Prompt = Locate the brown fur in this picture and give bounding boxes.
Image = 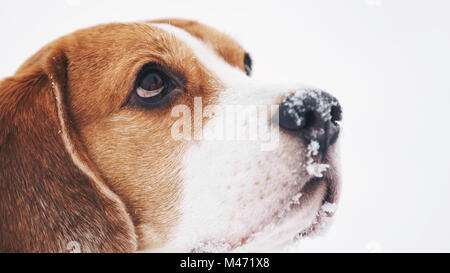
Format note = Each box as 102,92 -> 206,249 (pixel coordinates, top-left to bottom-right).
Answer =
0,20 -> 240,252
0,48 -> 136,252
150,19 -> 248,72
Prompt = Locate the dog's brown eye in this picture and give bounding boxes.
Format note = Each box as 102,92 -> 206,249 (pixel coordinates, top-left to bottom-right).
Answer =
137,71 -> 165,98
244,53 -> 252,76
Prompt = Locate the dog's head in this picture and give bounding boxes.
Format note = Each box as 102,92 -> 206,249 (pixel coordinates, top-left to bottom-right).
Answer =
0,19 -> 342,252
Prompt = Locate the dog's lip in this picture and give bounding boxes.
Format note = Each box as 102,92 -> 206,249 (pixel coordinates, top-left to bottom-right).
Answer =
254,167 -> 339,240
189,174 -> 338,252
297,175 -> 339,237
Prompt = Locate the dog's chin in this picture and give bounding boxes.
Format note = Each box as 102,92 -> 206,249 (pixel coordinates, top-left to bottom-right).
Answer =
190,174 -> 338,253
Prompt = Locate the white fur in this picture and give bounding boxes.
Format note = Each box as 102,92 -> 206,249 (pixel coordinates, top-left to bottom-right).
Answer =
148,24 -> 334,252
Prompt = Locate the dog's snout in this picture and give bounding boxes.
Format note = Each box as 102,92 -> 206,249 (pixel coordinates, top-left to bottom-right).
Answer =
279,90 -> 342,153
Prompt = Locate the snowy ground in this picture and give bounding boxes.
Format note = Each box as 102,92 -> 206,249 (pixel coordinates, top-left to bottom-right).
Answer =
1,0 -> 450,252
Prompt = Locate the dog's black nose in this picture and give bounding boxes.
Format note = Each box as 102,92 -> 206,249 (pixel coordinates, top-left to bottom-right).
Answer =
279,90 -> 342,153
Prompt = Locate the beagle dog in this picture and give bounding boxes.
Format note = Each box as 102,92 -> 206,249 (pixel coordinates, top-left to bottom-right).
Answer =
0,19 -> 342,253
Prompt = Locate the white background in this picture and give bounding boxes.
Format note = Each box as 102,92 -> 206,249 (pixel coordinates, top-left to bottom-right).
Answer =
1,0 -> 449,252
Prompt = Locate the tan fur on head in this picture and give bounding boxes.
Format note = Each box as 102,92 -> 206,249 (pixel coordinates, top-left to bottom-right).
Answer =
150,18 -> 247,72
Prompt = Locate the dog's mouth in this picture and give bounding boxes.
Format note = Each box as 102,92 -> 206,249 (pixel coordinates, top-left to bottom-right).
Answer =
295,176 -> 339,237
187,124 -> 341,253
235,175 -> 338,251
191,170 -> 339,253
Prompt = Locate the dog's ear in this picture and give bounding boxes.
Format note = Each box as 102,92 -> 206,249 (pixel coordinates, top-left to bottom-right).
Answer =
0,46 -> 137,252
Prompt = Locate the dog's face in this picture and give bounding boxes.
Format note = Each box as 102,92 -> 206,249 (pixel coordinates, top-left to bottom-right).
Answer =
0,19 -> 341,252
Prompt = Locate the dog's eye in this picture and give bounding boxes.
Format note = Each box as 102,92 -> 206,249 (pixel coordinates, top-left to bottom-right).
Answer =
136,70 -> 166,101
129,64 -> 183,108
244,53 -> 252,76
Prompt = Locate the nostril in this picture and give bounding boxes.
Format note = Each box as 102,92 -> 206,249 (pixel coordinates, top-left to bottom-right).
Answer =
330,104 -> 342,125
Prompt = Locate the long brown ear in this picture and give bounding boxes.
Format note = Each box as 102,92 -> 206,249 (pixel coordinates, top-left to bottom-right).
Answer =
0,48 -> 137,253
